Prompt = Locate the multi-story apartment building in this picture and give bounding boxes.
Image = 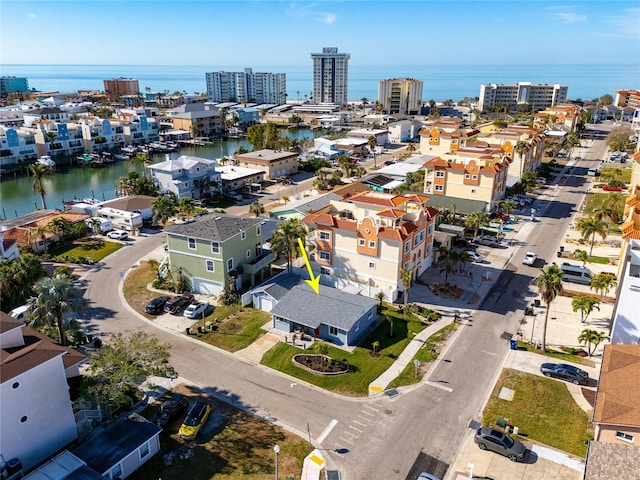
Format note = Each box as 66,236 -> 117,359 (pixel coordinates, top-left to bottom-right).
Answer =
165,214 -> 274,295
31,120 -> 86,158
0,126 -> 38,165
109,113 -> 159,146
478,82 -> 568,113
418,120 -> 480,156
103,78 -> 140,102
147,155 -> 221,200
378,78 -> 423,115
534,103 -> 582,131
79,116 -> 126,152
205,68 -> 286,104
477,125 -> 545,179
0,76 -> 29,97
1,313 -> 85,471
615,90 -> 640,109
301,192 -> 438,301
311,47 -> 350,106
234,149 -> 299,179
171,107 -> 223,139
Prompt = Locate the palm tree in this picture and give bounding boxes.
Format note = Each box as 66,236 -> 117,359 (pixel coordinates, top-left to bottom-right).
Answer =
576,216 -> 607,256
571,295 -> 600,323
88,217 -> 103,237
454,250 -> 471,274
535,264 -> 564,352
514,140 -> 531,177
27,276 -> 87,345
599,192 -> 625,234
573,249 -> 589,267
152,195 -> 177,227
401,266 -> 413,306
371,340 -> 380,356
249,200 -> 265,217
465,210 -> 490,238
375,290 -> 386,313
177,197 -> 196,221
578,329 -> 609,357
499,200 -> 518,218
450,203 -> 458,226
338,155 -> 354,179
519,171 -> 538,193
437,246 -> 456,286
590,273 -> 617,302
28,224 -> 51,254
367,135 -> 377,169
355,166 -> 367,178
130,153 -> 150,177
30,163 -> 50,210
270,218 -> 309,274
405,142 -> 416,154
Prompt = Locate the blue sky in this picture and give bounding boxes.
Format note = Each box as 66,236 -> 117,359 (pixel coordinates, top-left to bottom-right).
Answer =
1,0 -> 639,66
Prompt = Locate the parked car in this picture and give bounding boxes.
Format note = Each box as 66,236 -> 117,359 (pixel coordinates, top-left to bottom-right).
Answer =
157,393 -> 189,427
453,237 -> 470,248
107,230 -> 128,240
164,293 -> 194,314
536,177 -> 547,185
473,235 -> 500,247
184,301 -> 210,319
179,401 -> 211,440
466,250 -> 483,263
522,252 -> 537,266
540,363 -> 589,385
144,295 -> 171,315
602,185 -> 623,191
474,427 -> 527,462
418,474 -> 441,480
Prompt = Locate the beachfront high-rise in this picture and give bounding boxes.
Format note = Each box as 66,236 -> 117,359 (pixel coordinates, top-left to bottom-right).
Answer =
478,82 -> 568,113
378,78 -> 423,115
205,68 -> 286,104
311,47 -> 350,106
103,78 -> 140,102
0,76 -> 30,97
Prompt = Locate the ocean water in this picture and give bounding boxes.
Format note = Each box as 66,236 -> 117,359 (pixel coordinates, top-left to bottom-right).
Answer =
1,63 -> 637,102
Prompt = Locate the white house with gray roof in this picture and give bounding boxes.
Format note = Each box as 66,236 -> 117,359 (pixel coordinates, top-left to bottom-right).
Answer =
147,155 -> 221,200
252,274 -> 378,347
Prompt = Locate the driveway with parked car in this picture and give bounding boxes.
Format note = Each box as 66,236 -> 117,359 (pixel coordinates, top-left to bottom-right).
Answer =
164,293 -> 194,314
474,427 -> 528,462
540,363 -> 589,385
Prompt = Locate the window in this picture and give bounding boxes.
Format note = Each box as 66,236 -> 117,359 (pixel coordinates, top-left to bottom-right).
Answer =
464,174 -> 470,179
139,441 -> 150,459
472,175 -> 477,180
240,230 -> 246,240
206,260 -> 214,272
188,238 -> 196,250
227,258 -> 234,272
256,225 -> 261,235
256,243 -> 261,256
320,266 -> 331,275
319,251 -> 331,261
368,240 -> 376,249
435,185 -> 443,192
616,431 -> 634,443
246,249 -> 251,258
20,416 -> 27,423
329,326 -> 338,335
211,241 -> 220,253
12,382 -> 19,389
471,189 -> 476,194
359,239 -> 366,247
436,171 -> 445,178
428,225 -> 433,235
405,242 -> 411,253
369,262 -> 376,269
110,464 -> 123,480
319,231 -> 331,241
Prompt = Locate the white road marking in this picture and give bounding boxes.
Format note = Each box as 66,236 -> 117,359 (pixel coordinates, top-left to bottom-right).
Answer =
483,351 -> 497,356
356,414 -> 371,421
363,405 -> 380,413
348,424 -> 363,433
339,436 -> 354,445
360,409 -> 376,417
425,381 -> 453,393
316,419 -> 338,444
353,419 -> 367,427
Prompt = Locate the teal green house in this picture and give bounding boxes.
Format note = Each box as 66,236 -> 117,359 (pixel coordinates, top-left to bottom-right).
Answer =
165,214 -> 274,296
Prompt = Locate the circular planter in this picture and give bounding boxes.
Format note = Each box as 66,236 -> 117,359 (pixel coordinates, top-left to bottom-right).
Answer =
293,354 -> 349,376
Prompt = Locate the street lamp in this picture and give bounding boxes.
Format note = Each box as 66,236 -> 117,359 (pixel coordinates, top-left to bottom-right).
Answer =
273,444 -> 280,480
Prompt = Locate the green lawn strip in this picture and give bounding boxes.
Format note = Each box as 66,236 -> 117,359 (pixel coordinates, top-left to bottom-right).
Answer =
482,369 -> 590,457
196,309 -> 271,352
261,318 -> 427,396
516,341 -> 596,367
600,166 -> 631,184
49,238 -> 122,262
388,323 -> 458,389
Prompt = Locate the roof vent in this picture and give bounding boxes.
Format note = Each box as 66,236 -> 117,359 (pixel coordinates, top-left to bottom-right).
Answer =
215,216 -> 221,220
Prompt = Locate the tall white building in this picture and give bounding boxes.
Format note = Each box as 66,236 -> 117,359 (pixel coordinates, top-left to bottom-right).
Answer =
478,82 -> 568,112
378,78 -> 423,115
311,47 -> 350,106
205,68 -> 286,104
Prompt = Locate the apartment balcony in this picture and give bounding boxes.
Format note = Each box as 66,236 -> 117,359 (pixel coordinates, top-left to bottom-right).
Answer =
241,250 -> 275,275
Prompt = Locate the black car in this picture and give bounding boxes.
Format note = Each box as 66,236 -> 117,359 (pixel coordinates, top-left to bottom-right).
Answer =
144,296 -> 170,315
157,393 -> 189,427
164,293 -> 194,314
474,427 -> 527,462
540,363 -> 589,385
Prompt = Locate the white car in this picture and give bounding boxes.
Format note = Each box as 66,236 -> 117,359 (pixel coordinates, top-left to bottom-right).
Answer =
184,301 -> 209,319
107,230 -> 128,240
523,252 -> 537,266
466,250 -> 483,263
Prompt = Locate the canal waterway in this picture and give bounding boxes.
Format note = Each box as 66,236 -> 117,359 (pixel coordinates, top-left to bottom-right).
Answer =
0,128 -> 323,219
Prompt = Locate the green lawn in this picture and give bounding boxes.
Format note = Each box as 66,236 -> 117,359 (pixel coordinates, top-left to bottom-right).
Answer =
261,317 -> 428,396
388,323 -> 458,389
49,237 -> 122,263
516,341 -> 596,367
482,369 -> 591,457
196,308 -> 272,352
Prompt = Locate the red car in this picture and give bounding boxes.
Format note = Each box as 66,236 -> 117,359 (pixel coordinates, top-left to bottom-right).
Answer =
602,185 -> 622,192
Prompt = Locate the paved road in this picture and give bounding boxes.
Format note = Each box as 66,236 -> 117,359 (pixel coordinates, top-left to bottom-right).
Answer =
78,125 -> 610,480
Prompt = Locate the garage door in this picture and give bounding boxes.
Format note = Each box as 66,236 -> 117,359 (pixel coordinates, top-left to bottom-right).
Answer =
193,278 -> 223,296
258,296 -> 273,312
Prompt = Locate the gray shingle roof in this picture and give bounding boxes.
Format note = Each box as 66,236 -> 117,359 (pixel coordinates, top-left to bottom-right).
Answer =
252,273 -> 305,300
165,214 -> 261,242
270,284 -> 377,331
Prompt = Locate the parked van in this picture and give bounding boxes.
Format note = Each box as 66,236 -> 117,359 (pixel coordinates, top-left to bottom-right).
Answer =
8,304 -> 30,320
560,262 -> 593,285
85,218 -> 113,234
587,168 -> 598,177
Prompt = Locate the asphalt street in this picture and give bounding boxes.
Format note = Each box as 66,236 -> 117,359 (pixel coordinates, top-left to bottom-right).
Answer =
78,124 -> 611,480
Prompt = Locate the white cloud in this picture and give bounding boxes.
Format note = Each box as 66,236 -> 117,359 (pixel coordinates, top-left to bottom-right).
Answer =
321,12 -> 336,25
28,12 -> 37,19
603,8 -> 640,39
286,1 -> 337,25
547,5 -> 587,23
